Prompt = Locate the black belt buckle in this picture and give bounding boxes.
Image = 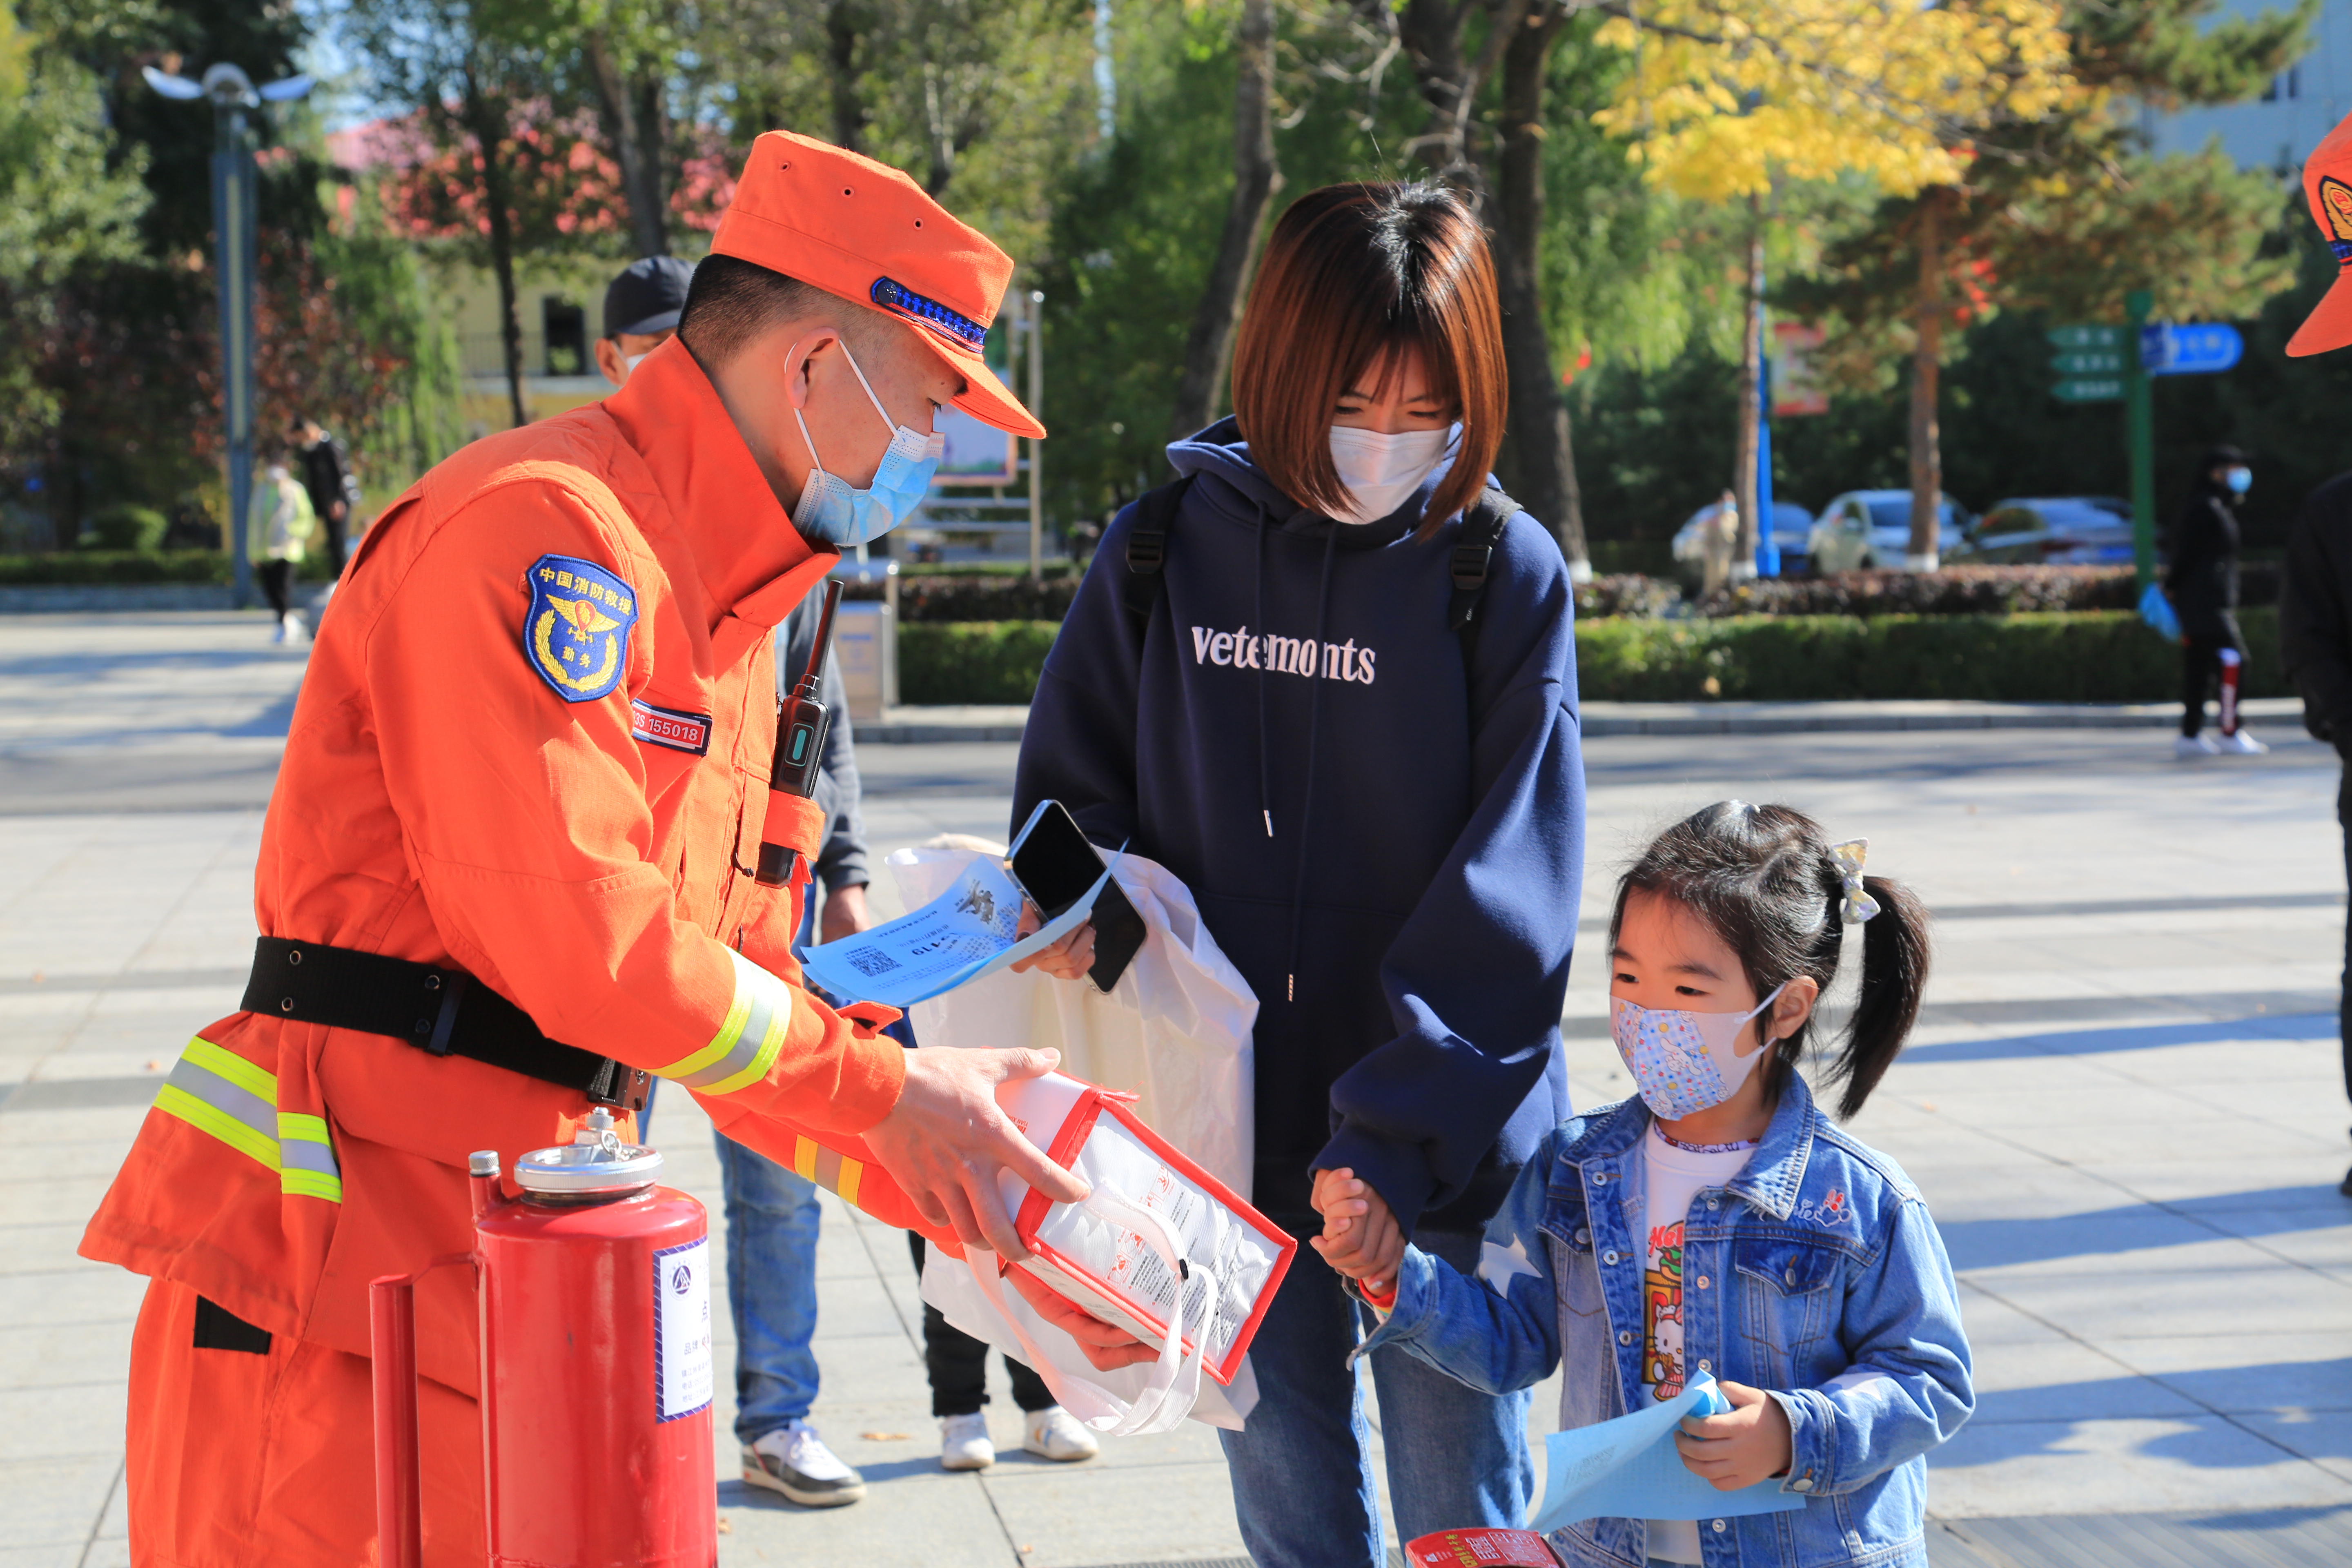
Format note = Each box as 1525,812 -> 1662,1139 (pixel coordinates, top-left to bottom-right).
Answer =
588,1060 -> 653,1114
421,969 -> 467,1057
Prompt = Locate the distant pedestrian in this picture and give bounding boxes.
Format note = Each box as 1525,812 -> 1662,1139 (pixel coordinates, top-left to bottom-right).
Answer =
1701,489 -> 1739,598
247,453 -> 314,645
2276,105 -> 2352,1197
2169,445 -> 2265,756
595,255 -> 695,388
290,419 -> 357,578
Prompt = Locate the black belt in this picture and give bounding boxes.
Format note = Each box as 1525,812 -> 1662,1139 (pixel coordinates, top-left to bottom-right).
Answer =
241,937 -> 650,1111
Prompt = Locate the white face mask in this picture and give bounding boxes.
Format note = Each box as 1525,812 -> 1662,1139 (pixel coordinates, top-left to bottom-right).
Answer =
624,352 -> 649,377
1326,425 -> 1452,526
1610,985 -> 1786,1120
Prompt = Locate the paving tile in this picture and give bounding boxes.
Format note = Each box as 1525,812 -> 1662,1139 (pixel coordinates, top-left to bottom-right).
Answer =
1962,1265 -> 2352,1341
985,1456 -> 1247,1568
0,1453 -> 122,1548
0,1266 -> 148,1328
0,1545 -> 89,1568
0,1383 -> 128,1462
0,1321 -> 138,1391
716,1468 -> 1013,1568
1963,1341 -> 2202,1424
2094,1333 -> 2352,1415
0,1223 -> 105,1276
2070,1158 -> 2352,1207
1926,1415 -> 2352,1517
2233,1411 -> 2352,1483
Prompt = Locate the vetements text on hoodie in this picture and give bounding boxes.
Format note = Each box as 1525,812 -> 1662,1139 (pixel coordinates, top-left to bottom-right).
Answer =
1189,623 -> 1379,684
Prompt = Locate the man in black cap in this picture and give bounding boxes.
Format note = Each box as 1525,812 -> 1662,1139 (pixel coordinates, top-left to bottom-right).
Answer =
594,254 -> 695,387
2168,444 -> 2265,756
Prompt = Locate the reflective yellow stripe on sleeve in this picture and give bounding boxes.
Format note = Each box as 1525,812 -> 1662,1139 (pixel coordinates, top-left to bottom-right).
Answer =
791,1134 -> 864,1208
655,951 -> 792,1097
149,1036 -> 342,1203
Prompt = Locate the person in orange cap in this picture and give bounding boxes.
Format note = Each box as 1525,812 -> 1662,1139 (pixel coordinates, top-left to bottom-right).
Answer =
80,131 -> 1098,1567
2282,108 -> 2352,1198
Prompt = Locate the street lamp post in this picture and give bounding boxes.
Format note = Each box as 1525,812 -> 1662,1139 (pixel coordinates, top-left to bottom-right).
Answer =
143,62 -> 311,610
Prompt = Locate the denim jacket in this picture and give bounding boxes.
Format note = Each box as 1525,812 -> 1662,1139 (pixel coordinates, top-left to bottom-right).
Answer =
1359,1076 -> 1973,1568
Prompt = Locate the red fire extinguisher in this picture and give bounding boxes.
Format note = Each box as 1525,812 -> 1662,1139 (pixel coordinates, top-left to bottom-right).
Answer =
372,1110 -> 717,1568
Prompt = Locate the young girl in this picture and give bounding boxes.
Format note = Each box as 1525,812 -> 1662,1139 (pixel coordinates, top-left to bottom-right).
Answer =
1315,802 -> 1973,1568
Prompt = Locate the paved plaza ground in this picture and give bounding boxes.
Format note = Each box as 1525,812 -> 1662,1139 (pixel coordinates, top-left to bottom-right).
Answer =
2,612 -> 2349,1567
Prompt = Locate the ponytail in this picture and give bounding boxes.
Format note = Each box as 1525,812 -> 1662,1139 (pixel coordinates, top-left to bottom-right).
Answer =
1830,874 -> 1931,1119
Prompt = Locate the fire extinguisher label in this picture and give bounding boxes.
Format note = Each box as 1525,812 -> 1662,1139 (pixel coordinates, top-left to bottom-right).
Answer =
653,1236 -> 715,1422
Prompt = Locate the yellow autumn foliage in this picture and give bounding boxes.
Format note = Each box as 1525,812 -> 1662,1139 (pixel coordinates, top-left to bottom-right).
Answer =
1595,0 -> 2078,200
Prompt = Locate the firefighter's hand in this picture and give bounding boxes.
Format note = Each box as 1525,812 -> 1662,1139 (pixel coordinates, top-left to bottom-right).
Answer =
864,1045 -> 1089,1261
1007,1266 -> 1159,1370
1675,1380 -> 1793,1490
1009,898 -> 1095,981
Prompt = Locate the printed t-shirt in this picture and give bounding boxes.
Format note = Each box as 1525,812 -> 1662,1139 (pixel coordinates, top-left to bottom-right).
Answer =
1637,1123 -> 1754,1565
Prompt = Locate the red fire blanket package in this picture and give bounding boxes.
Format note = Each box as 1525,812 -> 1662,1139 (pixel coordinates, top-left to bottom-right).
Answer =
995,1071 -> 1294,1389
1403,1530 -> 1566,1568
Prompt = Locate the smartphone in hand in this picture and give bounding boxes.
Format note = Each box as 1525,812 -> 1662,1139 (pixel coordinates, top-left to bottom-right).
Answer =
1009,801 -> 1145,993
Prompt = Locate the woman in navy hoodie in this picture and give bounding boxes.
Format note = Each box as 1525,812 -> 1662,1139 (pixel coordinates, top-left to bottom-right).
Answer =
1011,183 -> 1584,1566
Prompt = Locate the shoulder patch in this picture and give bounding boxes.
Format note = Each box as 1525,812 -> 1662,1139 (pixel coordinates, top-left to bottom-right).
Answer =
524,553 -> 639,703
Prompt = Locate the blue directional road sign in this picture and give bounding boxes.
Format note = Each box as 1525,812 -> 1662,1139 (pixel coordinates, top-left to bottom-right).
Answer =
2139,322 -> 2243,376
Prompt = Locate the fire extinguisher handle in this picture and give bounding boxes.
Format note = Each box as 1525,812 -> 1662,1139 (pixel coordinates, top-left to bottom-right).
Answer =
370,1253 -> 480,1568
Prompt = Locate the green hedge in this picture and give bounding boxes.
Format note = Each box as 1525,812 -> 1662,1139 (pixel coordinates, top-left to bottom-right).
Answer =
900,621 -> 1062,704
0,551 -> 331,586
898,610 -> 2286,706
1575,608 -> 2284,702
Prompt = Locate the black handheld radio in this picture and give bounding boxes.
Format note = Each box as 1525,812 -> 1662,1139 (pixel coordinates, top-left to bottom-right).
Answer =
755,579 -> 844,887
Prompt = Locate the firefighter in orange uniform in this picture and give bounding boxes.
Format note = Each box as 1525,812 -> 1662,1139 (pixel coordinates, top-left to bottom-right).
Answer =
80,132 -> 1096,1566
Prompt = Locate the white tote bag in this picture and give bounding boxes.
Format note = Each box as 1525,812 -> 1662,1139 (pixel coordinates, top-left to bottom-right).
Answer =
887,840 -> 1259,1198
893,838 -> 1267,1429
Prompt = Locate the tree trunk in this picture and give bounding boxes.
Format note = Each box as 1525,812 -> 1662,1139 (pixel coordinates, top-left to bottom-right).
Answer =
1165,0 -> 1278,443
582,33 -> 668,258
826,2 -> 870,155
1732,194 -> 1764,580
1487,0 -> 1588,577
1907,186 -> 1945,570
461,72 -> 528,428
1395,0 -> 1527,191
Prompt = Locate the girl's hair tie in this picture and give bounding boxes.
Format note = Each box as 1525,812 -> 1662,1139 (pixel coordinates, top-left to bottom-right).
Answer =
1829,839 -> 1880,925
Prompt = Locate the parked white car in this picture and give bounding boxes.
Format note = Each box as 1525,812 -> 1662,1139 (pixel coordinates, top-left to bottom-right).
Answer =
1807,490 -> 1975,572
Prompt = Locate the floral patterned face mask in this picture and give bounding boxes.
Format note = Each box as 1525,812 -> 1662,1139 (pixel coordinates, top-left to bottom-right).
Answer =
1610,984 -> 1785,1120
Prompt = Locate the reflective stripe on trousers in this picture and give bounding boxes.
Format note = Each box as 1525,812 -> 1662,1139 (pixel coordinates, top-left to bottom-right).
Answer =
153,1036 -> 344,1203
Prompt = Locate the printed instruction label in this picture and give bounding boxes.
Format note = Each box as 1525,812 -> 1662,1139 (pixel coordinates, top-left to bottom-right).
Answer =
654,1236 -> 713,1422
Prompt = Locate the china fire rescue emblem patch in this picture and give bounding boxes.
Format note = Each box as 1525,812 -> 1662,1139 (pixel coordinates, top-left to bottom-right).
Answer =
524,553 -> 639,702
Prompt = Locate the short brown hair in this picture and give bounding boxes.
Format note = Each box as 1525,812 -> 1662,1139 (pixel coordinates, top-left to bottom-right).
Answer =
1229,183 -> 1506,534
678,254 -> 890,368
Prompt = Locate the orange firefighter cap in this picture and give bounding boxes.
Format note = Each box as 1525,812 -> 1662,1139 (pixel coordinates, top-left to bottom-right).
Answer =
709,130 -> 1044,438
2290,110 -> 2352,356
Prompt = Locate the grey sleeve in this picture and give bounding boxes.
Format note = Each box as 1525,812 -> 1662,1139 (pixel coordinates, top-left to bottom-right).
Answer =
813,652 -> 869,891
777,597 -> 869,892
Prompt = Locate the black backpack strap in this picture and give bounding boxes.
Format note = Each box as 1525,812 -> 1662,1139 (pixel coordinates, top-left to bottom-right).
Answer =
1117,474 -> 1192,636
1448,486 -> 1519,634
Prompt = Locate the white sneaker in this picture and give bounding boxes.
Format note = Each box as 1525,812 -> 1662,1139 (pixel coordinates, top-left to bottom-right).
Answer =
742,1418 -> 864,1507
1022,1405 -> 1099,1463
281,611 -> 308,646
271,618 -> 287,644
939,1411 -> 995,1470
2214,728 -> 2269,755
2175,733 -> 2218,757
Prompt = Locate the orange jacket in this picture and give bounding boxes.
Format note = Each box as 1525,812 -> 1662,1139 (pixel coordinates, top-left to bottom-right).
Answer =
82,338 -> 911,1397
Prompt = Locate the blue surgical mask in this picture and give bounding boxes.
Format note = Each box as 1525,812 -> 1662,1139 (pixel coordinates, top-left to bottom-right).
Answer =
791,341 -> 946,547
2226,466 -> 2252,495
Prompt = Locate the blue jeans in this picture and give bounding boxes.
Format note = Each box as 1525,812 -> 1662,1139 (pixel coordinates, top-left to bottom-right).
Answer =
1218,1223 -> 1533,1568
714,1132 -> 822,1444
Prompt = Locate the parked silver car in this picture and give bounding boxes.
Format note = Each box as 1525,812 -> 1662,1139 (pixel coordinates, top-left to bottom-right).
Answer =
1670,500 -> 1815,585
1807,490 -> 1974,572
1969,497 -> 2134,566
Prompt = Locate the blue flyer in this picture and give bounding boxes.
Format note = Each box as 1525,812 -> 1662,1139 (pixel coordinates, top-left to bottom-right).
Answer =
799,813 -> 1123,1009
1526,1371 -> 1808,1533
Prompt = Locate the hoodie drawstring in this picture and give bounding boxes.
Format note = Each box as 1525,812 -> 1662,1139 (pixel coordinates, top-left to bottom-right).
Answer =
1281,526 -> 1341,1005
1253,506 -> 1274,842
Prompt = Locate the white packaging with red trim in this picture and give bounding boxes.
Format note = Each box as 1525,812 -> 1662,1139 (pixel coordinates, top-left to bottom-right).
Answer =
925,1070 -> 1296,1435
